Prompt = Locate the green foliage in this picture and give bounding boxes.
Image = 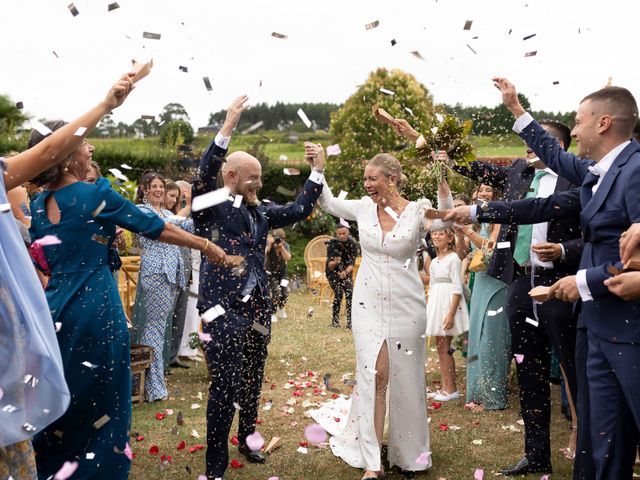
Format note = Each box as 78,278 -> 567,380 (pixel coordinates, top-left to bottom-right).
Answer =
160,120 -> 194,147
160,103 -> 190,124
327,68 -> 435,200
0,95 -> 29,136
209,102 -> 340,131
90,137 -> 179,175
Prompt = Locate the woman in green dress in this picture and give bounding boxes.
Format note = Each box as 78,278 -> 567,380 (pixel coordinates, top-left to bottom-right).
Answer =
29,122 -> 226,478
462,184 -> 511,411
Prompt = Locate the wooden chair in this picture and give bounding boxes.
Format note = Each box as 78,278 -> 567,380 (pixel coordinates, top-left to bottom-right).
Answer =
118,256 -> 141,320
303,235 -> 332,304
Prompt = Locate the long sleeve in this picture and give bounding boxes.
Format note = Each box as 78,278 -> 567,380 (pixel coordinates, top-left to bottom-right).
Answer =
191,137 -> 228,204
477,188 -> 581,225
317,178 -> 365,221
94,178 -> 165,239
264,175 -> 323,230
517,116 -> 594,186
453,160 -> 510,190
560,237 -> 584,268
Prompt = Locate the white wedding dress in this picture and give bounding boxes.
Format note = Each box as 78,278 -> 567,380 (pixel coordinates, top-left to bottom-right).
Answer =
310,179 -> 451,472
179,249 -> 202,358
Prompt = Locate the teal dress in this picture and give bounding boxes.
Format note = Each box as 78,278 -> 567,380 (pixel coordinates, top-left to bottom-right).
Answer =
30,178 -> 164,479
465,223 -> 511,410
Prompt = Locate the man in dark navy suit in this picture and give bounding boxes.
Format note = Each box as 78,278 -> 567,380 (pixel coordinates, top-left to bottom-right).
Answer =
191,96 -> 325,480
447,78 -> 640,480
395,118 -> 583,476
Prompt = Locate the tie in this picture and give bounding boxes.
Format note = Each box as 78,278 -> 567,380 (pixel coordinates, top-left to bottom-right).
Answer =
513,170 -> 548,266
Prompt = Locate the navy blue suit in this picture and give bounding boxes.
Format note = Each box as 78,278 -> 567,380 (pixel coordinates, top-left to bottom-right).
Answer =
456,159 -> 583,470
192,140 -> 323,478
479,119 -> 640,479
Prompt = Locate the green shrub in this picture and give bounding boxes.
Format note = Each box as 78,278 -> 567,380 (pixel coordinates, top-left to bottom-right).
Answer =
160,120 -> 194,146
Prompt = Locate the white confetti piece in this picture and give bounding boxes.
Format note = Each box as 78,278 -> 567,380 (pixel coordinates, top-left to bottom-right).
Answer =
86,452 -> 95,460
32,121 -> 53,136
280,278 -> 290,288
496,241 -> 511,249
55,322 -> 62,332
201,304 -> 226,323
326,144 -> 341,156
232,195 -> 243,208
192,187 -> 231,212
297,108 -> 312,129
34,235 -> 62,246
365,20 -> 379,30
108,168 -> 128,182
192,429 -> 200,438
120,163 -> 132,170
242,294 -> 251,303
339,218 -> 350,228
403,258 -> 411,270
384,206 -> 400,222
472,439 -> 483,445
191,403 -> 201,409
379,87 -> 395,95
0,203 -> 11,213
430,127 -> 439,135
241,120 -> 264,134
283,168 -> 300,176
74,127 -> 87,136
296,446 -> 309,454
404,106 -> 414,116
525,317 -> 539,327
2,404 -> 17,413
81,361 -> 97,369
93,414 -> 110,429
92,200 -> 106,217
435,113 -> 444,123
54,461 -> 78,480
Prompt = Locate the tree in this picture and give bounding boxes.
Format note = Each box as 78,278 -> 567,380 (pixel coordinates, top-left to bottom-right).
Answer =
159,103 -> 190,124
132,118 -> 160,137
160,120 -> 194,147
327,68 -> 435,199
0,94 -> 28,135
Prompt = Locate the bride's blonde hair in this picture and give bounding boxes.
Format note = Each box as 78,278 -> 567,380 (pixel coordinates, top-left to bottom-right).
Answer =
368,153 -> 408,191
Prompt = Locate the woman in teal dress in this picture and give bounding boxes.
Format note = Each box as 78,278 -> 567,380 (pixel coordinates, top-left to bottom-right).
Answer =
27,125 -> 226,479
462,184 -> 511,411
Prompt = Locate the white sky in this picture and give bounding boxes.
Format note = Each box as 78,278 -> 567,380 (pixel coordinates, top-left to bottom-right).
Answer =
2,0 -> 639,128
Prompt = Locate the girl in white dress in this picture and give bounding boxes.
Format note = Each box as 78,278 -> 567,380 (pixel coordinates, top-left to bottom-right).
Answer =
307,145 -> 452,479
425,228 -> 470,402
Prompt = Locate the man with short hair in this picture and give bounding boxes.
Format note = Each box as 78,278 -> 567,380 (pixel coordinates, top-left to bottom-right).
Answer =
192,96 -> 325,480
448,78 -> 640,479
325,223 -> 358,328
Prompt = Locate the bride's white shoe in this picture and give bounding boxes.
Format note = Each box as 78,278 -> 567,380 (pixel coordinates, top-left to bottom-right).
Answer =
433,390 -> 460,402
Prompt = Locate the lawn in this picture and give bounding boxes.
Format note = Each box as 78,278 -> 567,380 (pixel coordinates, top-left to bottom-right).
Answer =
128,289 -> 581,480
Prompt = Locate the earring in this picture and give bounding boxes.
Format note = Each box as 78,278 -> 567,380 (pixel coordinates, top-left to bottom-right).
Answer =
143,192 -> 148,204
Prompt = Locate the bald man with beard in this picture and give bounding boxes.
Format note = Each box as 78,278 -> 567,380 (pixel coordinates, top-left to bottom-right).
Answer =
191,96 -> 325,480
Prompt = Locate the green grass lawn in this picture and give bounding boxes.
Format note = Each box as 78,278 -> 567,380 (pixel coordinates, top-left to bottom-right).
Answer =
128,290 -> 586,480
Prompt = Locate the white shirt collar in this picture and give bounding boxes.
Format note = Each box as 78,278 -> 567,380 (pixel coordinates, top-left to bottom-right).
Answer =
598,140 -> 631,175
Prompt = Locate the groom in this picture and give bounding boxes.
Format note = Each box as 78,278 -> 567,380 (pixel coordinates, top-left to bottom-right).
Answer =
192,96 -> 325,480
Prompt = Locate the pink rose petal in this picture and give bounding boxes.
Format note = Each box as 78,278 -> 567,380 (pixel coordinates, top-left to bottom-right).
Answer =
198,331 -> 212,342
54,461 -> 79,480
34,235 -> 62,246
474,468 -> 484,480
124,442 -> 133,460
245,431 -> 264,451
304,423 -> 327,444
540,476 -> 550,480
415,451 -> 431,465
514,353 -> 524,364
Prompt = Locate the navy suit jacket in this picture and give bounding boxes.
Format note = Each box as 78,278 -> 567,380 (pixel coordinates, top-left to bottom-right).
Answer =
478,119 -> 640,342
454,160 -> 583,284
192,140 -> 323,316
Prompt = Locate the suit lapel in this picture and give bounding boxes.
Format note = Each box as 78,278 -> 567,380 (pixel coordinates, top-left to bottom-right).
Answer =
580,142 -> 638,226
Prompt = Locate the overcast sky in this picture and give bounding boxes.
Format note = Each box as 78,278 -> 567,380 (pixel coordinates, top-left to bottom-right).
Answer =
2,0 -> 638,129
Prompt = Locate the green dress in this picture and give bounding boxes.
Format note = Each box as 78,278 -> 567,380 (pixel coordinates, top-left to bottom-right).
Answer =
465,223 -> 511,410
30,178 -> 164,479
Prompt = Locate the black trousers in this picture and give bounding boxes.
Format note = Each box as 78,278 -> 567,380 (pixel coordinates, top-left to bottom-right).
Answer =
267,271 -> 288,312
328,275 -> 353,326
203,295 -> 270,478
169,286 -> 189,363
506,271 -> 577,467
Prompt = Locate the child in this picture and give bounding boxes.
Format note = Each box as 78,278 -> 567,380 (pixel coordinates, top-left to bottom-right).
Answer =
425,227 -> 470,401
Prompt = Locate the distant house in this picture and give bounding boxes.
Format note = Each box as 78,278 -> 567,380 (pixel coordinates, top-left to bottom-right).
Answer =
197,125 -> 218,136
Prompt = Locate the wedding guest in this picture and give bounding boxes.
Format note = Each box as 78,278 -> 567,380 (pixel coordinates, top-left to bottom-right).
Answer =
265,228 -> 291,321
325,223 -> 358,328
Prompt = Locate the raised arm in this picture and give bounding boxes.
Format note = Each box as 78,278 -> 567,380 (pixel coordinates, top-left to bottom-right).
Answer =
192,95 -> 248,198
493,77 -> 594,185
4,73 -> 135,191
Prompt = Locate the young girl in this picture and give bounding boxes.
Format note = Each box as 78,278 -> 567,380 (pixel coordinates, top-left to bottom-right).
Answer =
425,227 -> 470,402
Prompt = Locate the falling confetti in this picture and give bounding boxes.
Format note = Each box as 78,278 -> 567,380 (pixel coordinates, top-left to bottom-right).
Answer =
203,76 -> 213,91
365,20 -> 380,30
463,20 -> 473,30
142,32 -> 162,40
245,431 -> 264,450
67,3 -> 79,17
297,108 -> 312,128
271,32 -> 288,39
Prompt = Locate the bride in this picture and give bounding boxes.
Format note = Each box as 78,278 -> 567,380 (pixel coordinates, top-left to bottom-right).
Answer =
307,144 -> 452,478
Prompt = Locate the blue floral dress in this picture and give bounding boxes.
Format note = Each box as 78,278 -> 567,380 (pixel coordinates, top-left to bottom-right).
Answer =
132,205 -> 192,401
30,178 -> 164,479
